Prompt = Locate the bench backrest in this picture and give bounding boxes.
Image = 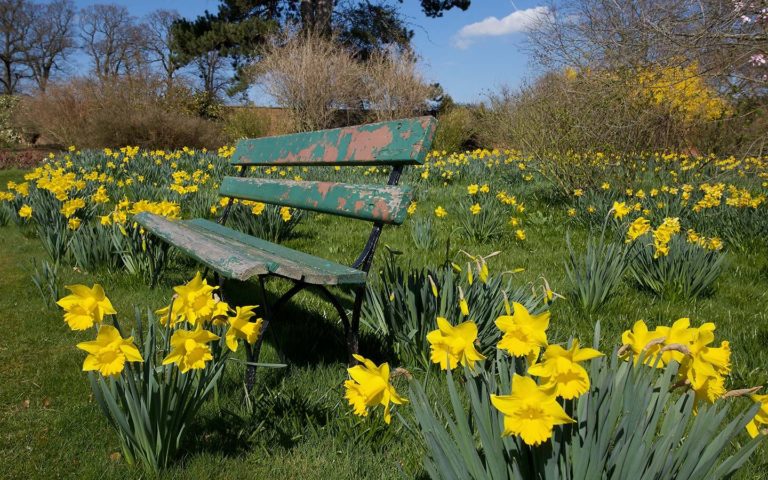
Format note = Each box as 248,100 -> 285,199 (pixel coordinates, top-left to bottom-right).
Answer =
219,117 -> 436,225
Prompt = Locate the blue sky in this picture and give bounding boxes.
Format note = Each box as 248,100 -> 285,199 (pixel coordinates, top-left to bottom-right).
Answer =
71,0 -> 544,104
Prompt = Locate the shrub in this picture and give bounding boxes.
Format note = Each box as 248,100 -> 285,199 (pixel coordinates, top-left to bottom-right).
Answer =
363,49 -> 435,122
432,106 -> 477,153
0,95 -> 21,147
13,76 -> 223,149
221,107 -> 272,141
252,32 -> 365,132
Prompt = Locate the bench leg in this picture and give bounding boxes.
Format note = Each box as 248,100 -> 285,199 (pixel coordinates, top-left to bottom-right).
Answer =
347,286 -> 365,365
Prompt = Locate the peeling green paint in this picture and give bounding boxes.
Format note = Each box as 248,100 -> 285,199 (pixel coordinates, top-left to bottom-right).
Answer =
231,116 -> 437,166
219,178 -> 413,225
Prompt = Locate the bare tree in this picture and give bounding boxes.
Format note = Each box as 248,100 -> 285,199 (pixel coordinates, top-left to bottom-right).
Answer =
253,32 -> 364,131
79,4 -> 147,79
364,49 -> 434,121
25,0 -> 76,91
0,0 -> 33,94
144,9 -> 181,85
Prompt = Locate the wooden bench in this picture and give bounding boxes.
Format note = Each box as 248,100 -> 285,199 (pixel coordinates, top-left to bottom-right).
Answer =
135,117 -> 437,387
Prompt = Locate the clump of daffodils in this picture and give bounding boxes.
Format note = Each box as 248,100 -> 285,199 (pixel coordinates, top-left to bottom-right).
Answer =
59,272 -> 264,378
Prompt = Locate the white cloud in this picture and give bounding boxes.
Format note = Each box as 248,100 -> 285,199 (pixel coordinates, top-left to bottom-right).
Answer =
454,6 -> 550,49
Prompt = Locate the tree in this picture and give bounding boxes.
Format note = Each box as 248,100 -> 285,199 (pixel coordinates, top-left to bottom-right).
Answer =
172,0 -> 472,97
144,9 -> 182,85
0,0 -> 34,95
79,4 -> 147,79
527,0 -> 767,94
25,0 -> 75,91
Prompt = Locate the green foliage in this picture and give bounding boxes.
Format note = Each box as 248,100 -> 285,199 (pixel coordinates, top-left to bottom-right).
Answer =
228,203 -> 305,244
89,308 -> 228,473
0,201 -> 11,226
458,195 -> 507,243
111,223 -> 171,287
432,107 -> 477,153
362,250 -> 538,368
409,344 -> 763,479
222,108 -> 271,141
0,95 -> 20,147
629,235 -> 726,299
30,259 -> 61,308
565,231 -> 629,312
410,216 -> 437,250
70,223 -> 122,272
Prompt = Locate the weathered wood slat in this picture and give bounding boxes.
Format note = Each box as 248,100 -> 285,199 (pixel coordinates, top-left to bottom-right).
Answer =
134,212 -> 367,284
187,219 -> 366,285
134,212 -> 272,280
231,116 -> 436,166
219,177 -> 412,225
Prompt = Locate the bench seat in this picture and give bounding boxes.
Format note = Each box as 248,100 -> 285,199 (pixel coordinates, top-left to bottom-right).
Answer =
134,212 -> 367,285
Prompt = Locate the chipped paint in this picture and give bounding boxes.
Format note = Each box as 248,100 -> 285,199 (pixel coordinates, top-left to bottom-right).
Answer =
231,116 -> 437,166
219,177 -> 412,225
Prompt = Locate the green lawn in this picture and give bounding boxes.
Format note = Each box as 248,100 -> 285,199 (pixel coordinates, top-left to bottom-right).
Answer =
1,165 -> 768,479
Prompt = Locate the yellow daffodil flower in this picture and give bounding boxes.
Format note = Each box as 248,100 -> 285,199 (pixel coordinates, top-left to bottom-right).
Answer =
76,325 -> 143,377
57,284 -> 117,330
343,354 -> 407,424
426,317 -> 486,370
527,340 -> 603,399
162,325 -> 220,373
746,394 -> 768,438
225,306 -> 263,352
491,374 -> 574,446
496,302 -> 549,359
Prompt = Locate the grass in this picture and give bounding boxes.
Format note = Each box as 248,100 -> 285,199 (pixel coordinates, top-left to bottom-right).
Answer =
1,166 -> 768,479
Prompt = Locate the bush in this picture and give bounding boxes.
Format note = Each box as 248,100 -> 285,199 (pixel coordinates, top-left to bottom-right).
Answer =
0,95 -> 21,147
13,76 -> 223,149
432,106 -> 477,153
221,107 -> 272,141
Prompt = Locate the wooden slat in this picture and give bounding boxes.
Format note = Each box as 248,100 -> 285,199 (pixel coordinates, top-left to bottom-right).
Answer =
231,116 -> 437,166
219,177 -> 412,225
134,212 -> 271,281
187,219 -> 366,285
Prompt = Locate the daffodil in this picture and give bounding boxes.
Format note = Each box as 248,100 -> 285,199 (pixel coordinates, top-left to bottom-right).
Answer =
157,272 -> 218,326
746,394 -> 768,438
527,340 -> 603,399
426,317 -> 485,370
343,354 -> 407,424
18,204 -> 32,219
612,201 -> 631,220
162,326 -> 220,373
434,206 -> 447,218
626,217 -> 651,242
77,325 -> 143,377
225,306 -> 263,352
496,302 -> 549,358
620,320 -> 667,366
491,374 -> 574,446
57,284 -> 117,330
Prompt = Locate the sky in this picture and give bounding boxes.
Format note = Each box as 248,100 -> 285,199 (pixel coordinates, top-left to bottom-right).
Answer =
71,0 -> 546,104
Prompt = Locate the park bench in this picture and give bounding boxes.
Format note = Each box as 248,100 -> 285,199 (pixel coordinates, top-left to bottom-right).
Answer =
134,116 -> 437,388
